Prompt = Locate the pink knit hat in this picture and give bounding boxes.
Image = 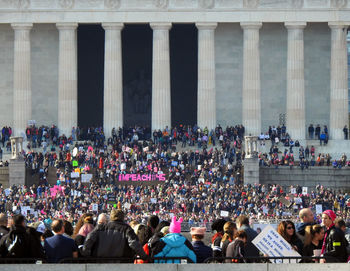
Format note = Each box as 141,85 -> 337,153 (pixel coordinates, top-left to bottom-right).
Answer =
169,216 -> 183,233
322,210 -> 336,222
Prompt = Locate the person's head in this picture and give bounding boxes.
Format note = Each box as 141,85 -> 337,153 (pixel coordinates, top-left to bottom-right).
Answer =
63,220 -> 74,236
41,229 -> 54,241
78,223 -> 94,237
160,226 -> 170,236
335,218 -> 347,232
299,208 -> 314,224
0,213 -> 8,227
147,215 -> 160,231
134,224 -> 152,246
190,227 -> 206,241
97,213 -> 108,225
73,213 -> 94,237
277,220 -> 296,241
51,219 -> 64,234
322,210 -> 336,228
13,214 -> 25,227
211,219 -> 227,233
304,224 -> 324,246
234,230 -> 247,244
154,220 -> 170,233
222,221 -> 237,242
169,216 -> 183,234
110,209 -> 124,222
236,215 -> 249,229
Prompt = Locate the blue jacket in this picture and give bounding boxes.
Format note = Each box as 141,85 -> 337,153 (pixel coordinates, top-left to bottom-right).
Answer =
153,233 -> 197,263
192,240 -> 212,263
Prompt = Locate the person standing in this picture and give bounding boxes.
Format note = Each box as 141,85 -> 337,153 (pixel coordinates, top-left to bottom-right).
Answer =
44,219 -> 78,263
235,215 -> 259,261
343,125 -> 348,140
320,210 -> 348,263
190,227 -> 212,263
296,208 -> 315,242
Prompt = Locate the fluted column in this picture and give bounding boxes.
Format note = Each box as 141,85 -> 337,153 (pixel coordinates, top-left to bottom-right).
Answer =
329,22 -> 349,140
241,22 -> 262,136
285,22 -> 306,140
102,23 -> 124,138
56,23 -> 78,137
150,22 -> 172,131
11,23 -> 33,137
196,22 -> 217,130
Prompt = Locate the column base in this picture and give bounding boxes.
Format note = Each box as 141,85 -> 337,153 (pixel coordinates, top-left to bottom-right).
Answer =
244,157 -> 259,185
9,158 -> 25,186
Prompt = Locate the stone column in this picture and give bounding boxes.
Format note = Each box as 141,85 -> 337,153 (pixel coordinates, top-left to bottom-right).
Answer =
150,23 -> 172,131
329,22 -> 349,140
102,23 -> 124,138
11,23 -> 33,137
241,22 -> 262,136
56,23 -> 78,137
285,22 -> 307,140
196,22 -> 217,130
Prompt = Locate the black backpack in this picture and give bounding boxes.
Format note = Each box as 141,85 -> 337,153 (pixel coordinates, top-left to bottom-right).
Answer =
4,230 -> 29,257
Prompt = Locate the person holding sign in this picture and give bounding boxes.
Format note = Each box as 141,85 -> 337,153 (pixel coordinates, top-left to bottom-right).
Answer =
320,210 -> 348,263
277,220 -> 303,255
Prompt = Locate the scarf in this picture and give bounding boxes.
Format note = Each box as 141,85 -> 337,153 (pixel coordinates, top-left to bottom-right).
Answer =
321,223 -> 334,255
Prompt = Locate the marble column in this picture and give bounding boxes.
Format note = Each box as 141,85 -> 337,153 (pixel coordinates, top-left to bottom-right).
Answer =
329,22 -> 349,140
11,23 -> 33,137
285,22 -> 306,140
196,22 -> 217,130
150,23 -> 172,131
102,23 -> 124,138
56,23 -> 78,137
241,22 -> 262,136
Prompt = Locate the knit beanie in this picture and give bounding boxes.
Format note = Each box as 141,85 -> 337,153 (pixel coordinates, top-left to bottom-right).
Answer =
322,210 -> 336,222
169,216 -> 183,233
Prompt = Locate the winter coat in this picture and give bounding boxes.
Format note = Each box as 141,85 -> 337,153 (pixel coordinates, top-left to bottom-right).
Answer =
192,240 -> 212,263
153,233 -> 197,263
323,225 -> 348,263
81,220 -> 147,262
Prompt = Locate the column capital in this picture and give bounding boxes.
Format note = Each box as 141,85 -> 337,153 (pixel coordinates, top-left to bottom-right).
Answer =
195,22 -> 218,30
56,23 -> 78,30
11,23 -> 33,31
102,23 -> 124,31
328,22 -> 349,29
285,22 -> 307,29
240,22 -> 262,30
150,22 -> 172,31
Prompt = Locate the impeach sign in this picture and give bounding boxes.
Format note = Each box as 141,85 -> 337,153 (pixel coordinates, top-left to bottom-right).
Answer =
118,174 -> 166,182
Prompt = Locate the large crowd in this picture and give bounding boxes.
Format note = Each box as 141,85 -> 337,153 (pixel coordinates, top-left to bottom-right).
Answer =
0,124 -> 349,263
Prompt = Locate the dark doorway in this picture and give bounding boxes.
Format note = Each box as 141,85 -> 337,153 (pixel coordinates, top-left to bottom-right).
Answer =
77,24 -> 105,129
122,24 -> 152,128
170,24 -> 198,126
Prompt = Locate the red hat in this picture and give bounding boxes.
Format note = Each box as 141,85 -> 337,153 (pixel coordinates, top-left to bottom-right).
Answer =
322,210 -> 336,221
190,227 -> 206,235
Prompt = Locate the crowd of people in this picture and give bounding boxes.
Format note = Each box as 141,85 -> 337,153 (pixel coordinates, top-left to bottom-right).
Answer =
0,124 -> 349,264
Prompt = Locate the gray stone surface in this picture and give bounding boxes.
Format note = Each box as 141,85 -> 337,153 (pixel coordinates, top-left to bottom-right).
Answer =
0,24 -> 14,129
1,264 -> 85,271
268,263 -> 350,271
86,264 -> 177,271
9,159 -> 25,186
31,24 -> 59,126
244,157 -> 259,184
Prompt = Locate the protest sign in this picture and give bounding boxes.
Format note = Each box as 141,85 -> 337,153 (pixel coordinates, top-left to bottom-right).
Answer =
279,197 -> 292,208
302,187 -> 308,195
315,204 -> 323,214
252,225 -> 301,263
151,198 -> 157,204
171,161 -> 178,167
220,210 -> 229,217
71,172 -> 80,178
291,188 -> 296,194
92,204 -> 98,212
81,174 -> 93,183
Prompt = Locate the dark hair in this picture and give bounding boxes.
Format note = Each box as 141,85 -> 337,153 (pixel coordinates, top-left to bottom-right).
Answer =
42,229 -> 54,239
13,214 -> 25,226
335,218 -> 346,228
154,220 -> 170,233
51,219 -> 64,233
148,215 -> 160,230
236,215 -> 249,226
304,224 -> 323,246
136,224 -> 153,246
64,220 -> 74,236
277,220 -> 296,241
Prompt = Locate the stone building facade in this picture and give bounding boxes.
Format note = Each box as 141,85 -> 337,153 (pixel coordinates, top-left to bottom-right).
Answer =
0,0 -> 348,139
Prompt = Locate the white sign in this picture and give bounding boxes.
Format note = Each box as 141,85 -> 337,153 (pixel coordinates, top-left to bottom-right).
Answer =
124,202 -> 131,209
92,204 -> 98,212
150,198 -> 157,204
71,172 -> 80,178
291,188 -> 296,194
302,187 -> 308,195
120,163 -> 126,170
315,204 -> 323,214
220,210 -> 229,217
81,174 -> 93,183
252,225 -> 301,263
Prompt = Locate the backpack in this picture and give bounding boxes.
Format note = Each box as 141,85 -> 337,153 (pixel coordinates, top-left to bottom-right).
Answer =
4,230 -> 29,257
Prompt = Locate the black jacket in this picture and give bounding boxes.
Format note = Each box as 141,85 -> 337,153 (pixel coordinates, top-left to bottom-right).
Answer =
0,225 -> 9,240
0,225 -> 31,258
81,220 -> 147,261
323,225 -> 348,263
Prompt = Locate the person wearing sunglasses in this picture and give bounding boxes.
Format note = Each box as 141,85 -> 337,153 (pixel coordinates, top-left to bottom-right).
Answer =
277,220 -> 303,255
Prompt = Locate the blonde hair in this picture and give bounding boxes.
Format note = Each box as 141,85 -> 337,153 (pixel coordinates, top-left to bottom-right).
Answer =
304,224 -> 323,246
221,221 -> 236,242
